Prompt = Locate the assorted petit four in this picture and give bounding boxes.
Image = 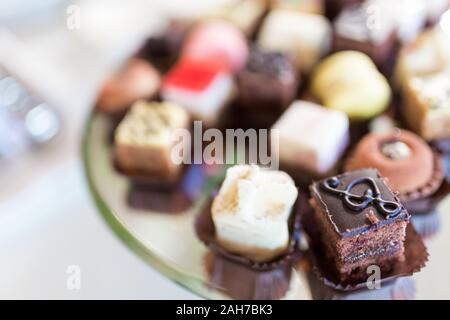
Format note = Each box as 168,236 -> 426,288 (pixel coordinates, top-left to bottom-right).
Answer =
311,51 -> 391,121
333,2 -> 397,69
97,58 -> 160,116
394,26 -> 450,90
114,100 -> 190,183
161,57 -> 235,127
236,46 -> 300,111
345,129 -> 447,214
402,71 -> 450,143
257,9 -> 332,73
91,1 -> 450,299
181,20 -> 249,73
211,165 -> 298,263
271,100 -> 350,181
309,169 -> 410,282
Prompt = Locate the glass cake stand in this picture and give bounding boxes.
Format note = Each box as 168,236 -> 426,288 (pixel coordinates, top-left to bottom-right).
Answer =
82,112 -> 450,300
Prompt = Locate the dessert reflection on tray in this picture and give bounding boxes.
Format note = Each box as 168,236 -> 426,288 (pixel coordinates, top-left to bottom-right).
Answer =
84,0 -> 450,299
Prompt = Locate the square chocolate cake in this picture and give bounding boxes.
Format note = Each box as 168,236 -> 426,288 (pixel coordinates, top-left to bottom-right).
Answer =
309,169 -> 410,281
237,47 -> 299,111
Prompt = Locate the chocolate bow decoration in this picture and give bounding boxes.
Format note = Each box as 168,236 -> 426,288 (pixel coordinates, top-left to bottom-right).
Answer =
321,177 -> 402,219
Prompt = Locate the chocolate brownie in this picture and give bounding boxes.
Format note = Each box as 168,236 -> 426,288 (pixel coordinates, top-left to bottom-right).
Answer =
309,169 -> 410,281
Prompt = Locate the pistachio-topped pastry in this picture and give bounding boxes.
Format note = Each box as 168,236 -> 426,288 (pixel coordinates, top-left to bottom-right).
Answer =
211,165 -> 298,262
345,129 -> 446,214
114,101 -> 190,181
310,51 -> 391,121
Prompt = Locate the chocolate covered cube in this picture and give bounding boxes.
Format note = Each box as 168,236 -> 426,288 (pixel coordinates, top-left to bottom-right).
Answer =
309,169 -> 410,281
237,47 -> 300,111
114,101 -> 190,182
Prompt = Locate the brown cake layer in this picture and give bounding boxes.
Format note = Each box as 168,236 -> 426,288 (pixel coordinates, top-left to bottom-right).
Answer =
311,197 -> 407,279
309,169 -> 410,282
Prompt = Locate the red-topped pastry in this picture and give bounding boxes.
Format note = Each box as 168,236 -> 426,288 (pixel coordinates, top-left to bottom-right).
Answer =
161,57 -> 235,127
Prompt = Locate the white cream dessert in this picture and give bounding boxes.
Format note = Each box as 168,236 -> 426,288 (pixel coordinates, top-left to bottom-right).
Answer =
403,71 -> 450,140
257,9 -> 331,73
271,100 -> 350,176
368,0 -> 427,44
395,26 -> 450,89
114,100 -> 190,179
211,165 -> 298,263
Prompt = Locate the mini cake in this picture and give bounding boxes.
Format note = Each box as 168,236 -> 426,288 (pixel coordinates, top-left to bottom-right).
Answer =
181,20 -> 249,73
211,165 -> 298,263
271,100 -> 350,181
209,0 -> 267,37
345,129 -> 446,214
310,51 -> 391,121
97,59 -> 160,116
114,101 -> 190,183
333,3 -> 397,69
309,169 -> 410,282
394,26 -> 450,89
236,47 -> 300,111
270,0 -> 324,15
257,9 -> 331,73
161,58 -> 235,127
402,71 -> 450,143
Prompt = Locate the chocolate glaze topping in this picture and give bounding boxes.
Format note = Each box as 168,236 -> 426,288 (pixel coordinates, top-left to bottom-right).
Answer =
311,169 -> 410,238
321,176 -> 402,219
246,46 -> 295,82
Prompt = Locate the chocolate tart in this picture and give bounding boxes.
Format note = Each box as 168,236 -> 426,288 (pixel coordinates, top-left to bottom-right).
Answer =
345,130 -> 450,215
195,196 -> 303,299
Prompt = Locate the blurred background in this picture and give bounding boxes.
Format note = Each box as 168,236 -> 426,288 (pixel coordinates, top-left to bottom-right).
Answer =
0,0 -> 235,299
